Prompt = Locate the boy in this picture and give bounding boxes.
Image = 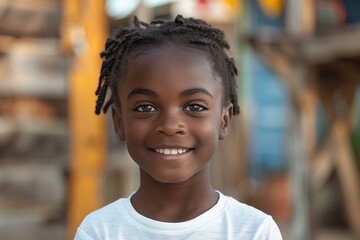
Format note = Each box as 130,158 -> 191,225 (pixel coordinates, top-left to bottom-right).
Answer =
75,15 -> 282,239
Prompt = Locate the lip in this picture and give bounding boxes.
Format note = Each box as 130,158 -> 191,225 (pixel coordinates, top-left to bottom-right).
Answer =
148,145 -> 194,161
149,144 -> 193,149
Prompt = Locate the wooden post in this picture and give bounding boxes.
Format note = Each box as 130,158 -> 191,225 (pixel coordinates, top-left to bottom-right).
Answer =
285,0 -> 315,37
285,1 -> 316,239
288,66 -> 315,240
62,0 -> 108,238
332,119 -> 360,237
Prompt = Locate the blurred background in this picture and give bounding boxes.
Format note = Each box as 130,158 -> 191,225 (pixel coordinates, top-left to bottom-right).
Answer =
0,0 -> 359,239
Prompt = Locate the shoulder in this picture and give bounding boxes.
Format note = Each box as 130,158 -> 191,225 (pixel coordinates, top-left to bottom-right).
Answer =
220,193 -> 283,239
74,197 -> 128,239
83,198 -> 125,225
222,194 -> 268,223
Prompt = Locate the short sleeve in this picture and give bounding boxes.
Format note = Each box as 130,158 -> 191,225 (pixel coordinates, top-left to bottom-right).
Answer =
74,228 -> 94,240
255,216 -> 283,240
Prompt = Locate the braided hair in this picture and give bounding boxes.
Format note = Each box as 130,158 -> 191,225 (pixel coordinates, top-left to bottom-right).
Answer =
95,15 -> 239,115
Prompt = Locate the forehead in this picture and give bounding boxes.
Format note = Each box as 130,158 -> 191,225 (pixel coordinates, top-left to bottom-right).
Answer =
132,43 -> 209,65
117,43 -> 223,101
124,43 -> 220,84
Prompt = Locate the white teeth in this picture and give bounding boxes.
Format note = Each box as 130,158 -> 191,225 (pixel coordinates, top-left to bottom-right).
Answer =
155,148 -> 188,155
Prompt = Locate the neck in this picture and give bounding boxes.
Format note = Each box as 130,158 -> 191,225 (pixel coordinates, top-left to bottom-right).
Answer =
131,166 -> 218,222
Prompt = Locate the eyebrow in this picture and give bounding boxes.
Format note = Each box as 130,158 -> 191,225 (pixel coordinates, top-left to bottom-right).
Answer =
127,88 -> 157,99
180,88 -> 214,99
127,87 -> 214,100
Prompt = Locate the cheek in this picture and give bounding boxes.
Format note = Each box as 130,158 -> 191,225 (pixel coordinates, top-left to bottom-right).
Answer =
124,117 -> 148,140
192,118 -> 220,155
201,120 -> 219,139
125,121 -> 148,165
123,119 -> 149,156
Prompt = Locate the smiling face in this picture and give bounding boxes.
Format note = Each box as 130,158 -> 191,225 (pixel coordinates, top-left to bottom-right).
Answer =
112,43 -> 232,184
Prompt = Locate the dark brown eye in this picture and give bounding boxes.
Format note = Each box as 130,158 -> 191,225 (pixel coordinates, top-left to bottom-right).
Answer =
184,104 -> 207,112
134,104 -> 157,112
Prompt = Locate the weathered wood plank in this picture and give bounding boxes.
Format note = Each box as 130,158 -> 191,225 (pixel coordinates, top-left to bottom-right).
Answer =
64,0 -> 107,238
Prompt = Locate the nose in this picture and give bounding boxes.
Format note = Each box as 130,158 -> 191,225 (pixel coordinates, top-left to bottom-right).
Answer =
154,110 -> 187,136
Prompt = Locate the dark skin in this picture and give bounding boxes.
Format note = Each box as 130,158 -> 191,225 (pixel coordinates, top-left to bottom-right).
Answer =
112,43 -> 232,222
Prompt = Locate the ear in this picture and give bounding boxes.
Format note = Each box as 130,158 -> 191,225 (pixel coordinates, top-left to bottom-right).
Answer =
111,105 -> 126,141
219,103 -> 233,140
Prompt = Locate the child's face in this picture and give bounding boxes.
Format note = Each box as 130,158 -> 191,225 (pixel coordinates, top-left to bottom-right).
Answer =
112,44 -> 232,184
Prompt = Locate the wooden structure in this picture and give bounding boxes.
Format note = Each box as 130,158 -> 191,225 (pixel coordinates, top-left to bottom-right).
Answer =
61,0 -> 107,239
0,0 -> 110,239
250,17 -> 360,240
0,0 -> 61,38
0,1 -> 67,239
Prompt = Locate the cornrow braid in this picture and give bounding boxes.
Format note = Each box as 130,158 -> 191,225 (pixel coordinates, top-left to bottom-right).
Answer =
95,15 -> 240,115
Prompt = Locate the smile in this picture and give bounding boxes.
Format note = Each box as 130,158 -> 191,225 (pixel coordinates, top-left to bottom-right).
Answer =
153,148 -> 191,155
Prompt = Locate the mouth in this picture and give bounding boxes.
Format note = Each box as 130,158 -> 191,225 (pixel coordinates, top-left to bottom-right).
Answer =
149,147 -> 193,156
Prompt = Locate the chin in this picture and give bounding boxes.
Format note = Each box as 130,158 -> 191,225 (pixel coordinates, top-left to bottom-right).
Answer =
151,172 -> 194,184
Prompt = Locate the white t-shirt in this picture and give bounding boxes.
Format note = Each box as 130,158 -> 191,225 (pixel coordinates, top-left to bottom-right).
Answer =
74,191 -> 282,240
